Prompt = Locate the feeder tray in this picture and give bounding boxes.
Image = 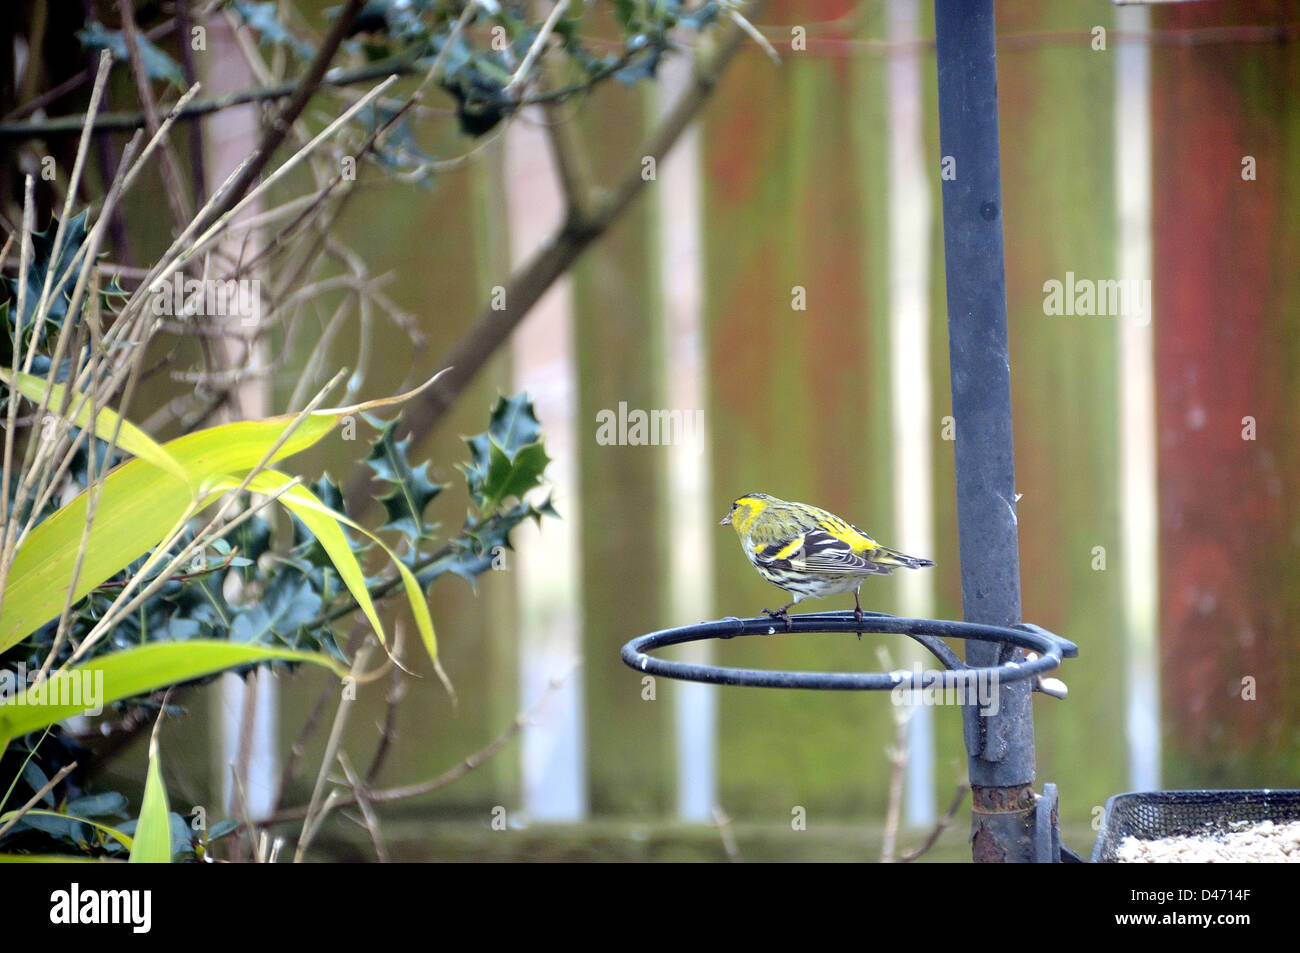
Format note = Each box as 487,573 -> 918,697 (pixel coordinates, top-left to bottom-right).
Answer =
1092,789 -> 1300,862
620,610 -> 1077,692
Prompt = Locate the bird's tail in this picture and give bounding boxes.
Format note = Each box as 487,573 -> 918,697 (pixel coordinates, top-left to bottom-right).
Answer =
871,546 -> 935,570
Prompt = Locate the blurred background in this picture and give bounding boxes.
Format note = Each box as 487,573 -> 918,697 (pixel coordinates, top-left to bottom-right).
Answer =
4,0 -> 1299,861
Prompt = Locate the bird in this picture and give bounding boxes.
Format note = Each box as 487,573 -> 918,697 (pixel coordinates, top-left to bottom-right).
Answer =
720,492 -> 934,629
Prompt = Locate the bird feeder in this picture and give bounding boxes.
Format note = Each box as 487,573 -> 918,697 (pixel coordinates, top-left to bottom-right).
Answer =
621,611 -> 1080,860
624,0 -> 1069,862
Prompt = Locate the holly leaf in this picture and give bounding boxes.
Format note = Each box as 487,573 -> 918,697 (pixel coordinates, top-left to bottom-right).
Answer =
1,214 -> 129,368
232,1 -> 315,59
616,37 -> 668,86
365,416 -> 445,542
78,23 -> 186,87
416,493 -> 557,591
229,575 -> 322,645
680,1 -> 720,30
361,106 -> 437,187
291,473 -> 367,565
481,439 -> 550,513
460,392 -> 548,510
485,391 -> 544,453
2,212 -> 87,361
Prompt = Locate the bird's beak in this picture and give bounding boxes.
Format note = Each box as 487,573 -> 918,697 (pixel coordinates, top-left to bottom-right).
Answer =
719,513 -> 732,526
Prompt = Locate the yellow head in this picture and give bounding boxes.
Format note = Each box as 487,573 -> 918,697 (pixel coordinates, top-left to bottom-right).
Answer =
719,493 -> 772,535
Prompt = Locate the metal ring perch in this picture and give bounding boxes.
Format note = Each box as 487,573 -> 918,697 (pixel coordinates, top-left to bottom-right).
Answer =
621,611 -> 1077,692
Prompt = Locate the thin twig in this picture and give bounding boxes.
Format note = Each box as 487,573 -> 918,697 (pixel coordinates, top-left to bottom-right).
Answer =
294,640 -> 374,862
274,625 -> 367,813
116,0 -> 194,227
539,64 -> 596,220
878,645 -> 911,862
265,669 -> 573,825
898,782 -> 970,863
175,1 -> 208,204
0,54 -> 115,607
364,645 -> 408,786
417,1 -> 479,95
343,0 -> 773,513
338,750 -> 388,863
187,0 -> 367,240
0,57 -> 407,139
723,2 -> 780,64
504,0 -> 568,96
712,806 -> 742,863
0,37 -> 651,140
0,762 -> 78,840
1,15 -> 181,122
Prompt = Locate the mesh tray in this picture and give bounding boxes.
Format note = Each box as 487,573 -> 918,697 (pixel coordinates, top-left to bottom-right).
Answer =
1092,790 -> 1300,862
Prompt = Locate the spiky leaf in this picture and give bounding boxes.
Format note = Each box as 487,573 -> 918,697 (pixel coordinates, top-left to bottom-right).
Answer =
460,392 -> 548,510
229,575 -> 322,645
2,213 -> 88,361
78,23 -> 186,87
365,416 -> 445,541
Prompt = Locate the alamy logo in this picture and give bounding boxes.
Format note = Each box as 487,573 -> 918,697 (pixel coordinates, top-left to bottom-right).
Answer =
1042,272 -> 1151,324
889,663 -> 1000,716
49,883 -> 151,933
594,402 -> 705,452
149,272 -> 262,325
0,663 -> 104,716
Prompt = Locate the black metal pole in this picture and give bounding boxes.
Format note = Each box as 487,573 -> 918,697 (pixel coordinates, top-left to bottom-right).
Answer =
933,0 -> 1036,861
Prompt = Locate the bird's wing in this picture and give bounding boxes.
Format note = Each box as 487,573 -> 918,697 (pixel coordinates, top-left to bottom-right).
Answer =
753,527 -> 893,576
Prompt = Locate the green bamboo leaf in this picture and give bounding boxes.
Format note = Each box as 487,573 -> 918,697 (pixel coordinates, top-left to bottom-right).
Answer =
0,459 -> 200,653
129,714 -> 170,863
242,470 -> 453,698
0,809 -> 134,851
0,429 -> 319,652
0,854 -> 120,863
0,371 -> 449,653
219,471 -> 387,646
0,642 -> 346,748
0,368 -> 191,486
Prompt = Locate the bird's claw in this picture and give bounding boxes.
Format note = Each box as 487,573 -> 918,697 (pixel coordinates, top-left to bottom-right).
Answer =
761,607 -> 793,632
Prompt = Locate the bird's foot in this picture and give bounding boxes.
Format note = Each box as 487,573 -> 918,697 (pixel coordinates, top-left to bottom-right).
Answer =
761,607 -> 793,632
854,605 -> 864,639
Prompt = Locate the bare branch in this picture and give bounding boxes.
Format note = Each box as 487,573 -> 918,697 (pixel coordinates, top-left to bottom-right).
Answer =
116,0 -> 194,227
266,670 -> 572,825
504,0 -> 568,96
188,0 -> 367,239
294,639 -> 374,863
338,751 -> 388,863
878,646 -> 911,862
712,806 -> 743,863
343,0 -> 773,513
899,782 -> 970,863
0,762 -> 78,840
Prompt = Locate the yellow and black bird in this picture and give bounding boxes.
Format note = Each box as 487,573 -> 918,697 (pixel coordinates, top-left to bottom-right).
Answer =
720,492 -> 934,627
